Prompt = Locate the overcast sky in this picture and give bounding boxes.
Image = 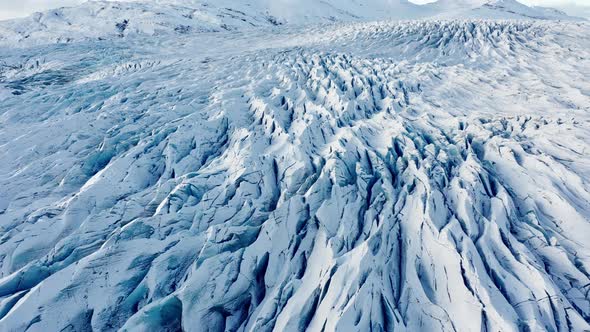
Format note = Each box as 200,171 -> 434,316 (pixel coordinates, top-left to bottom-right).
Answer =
0,0 -> 589,20
0,0 -> 84,20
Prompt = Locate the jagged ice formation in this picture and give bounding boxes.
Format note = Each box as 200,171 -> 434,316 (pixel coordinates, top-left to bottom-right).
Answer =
0,11 -> 589,332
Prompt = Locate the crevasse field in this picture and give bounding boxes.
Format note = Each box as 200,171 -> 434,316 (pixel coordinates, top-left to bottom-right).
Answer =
0,1 -> 589,331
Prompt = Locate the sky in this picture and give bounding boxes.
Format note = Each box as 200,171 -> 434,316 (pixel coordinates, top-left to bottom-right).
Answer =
0,0 -> 85,20
0,0 -> 589,20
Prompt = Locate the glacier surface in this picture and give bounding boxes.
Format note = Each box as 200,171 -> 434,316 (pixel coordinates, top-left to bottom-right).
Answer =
0,1 -> 589,332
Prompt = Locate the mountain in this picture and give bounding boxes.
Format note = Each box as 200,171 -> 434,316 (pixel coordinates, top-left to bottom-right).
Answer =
429,0 -> 582,20
0,1 -> 589,332
469,0 -> 582,20
0,0 -> 432,45
0,0 -> 583,46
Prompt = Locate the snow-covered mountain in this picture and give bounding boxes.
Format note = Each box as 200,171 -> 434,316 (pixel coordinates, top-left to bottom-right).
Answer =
0,0 -> 583,46
0,0 -> 430,45
0,1 -> 589,332
429,0 -> 582,20
469,0 -> 579,20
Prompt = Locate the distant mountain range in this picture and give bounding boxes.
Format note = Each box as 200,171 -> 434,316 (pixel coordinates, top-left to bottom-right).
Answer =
0,0 -> 584,46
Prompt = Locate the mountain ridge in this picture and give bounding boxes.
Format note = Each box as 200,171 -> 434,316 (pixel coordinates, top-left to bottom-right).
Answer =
0,0 -> 584,46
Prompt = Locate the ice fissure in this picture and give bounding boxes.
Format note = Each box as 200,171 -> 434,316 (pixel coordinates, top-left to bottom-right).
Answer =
0,16 -> 589,332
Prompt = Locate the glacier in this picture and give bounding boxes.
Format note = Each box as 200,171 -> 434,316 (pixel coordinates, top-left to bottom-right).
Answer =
0,1 -> 589,331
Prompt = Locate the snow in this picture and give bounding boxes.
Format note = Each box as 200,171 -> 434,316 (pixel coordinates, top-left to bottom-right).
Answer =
0,0 -> 589,331
0,0 -> 583,46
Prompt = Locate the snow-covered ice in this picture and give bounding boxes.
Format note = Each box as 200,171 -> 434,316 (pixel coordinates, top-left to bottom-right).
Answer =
0,1 -> 589,331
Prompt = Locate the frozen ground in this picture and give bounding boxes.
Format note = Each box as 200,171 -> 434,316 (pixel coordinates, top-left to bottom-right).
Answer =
0,1 -> 589,332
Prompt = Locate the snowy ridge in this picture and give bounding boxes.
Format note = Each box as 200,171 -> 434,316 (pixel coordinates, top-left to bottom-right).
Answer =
0,1 -> 282,45
0,0 -> 432,46
469,0 -> 582,20
0,18 -> 589,331
0,0 -> 582,46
